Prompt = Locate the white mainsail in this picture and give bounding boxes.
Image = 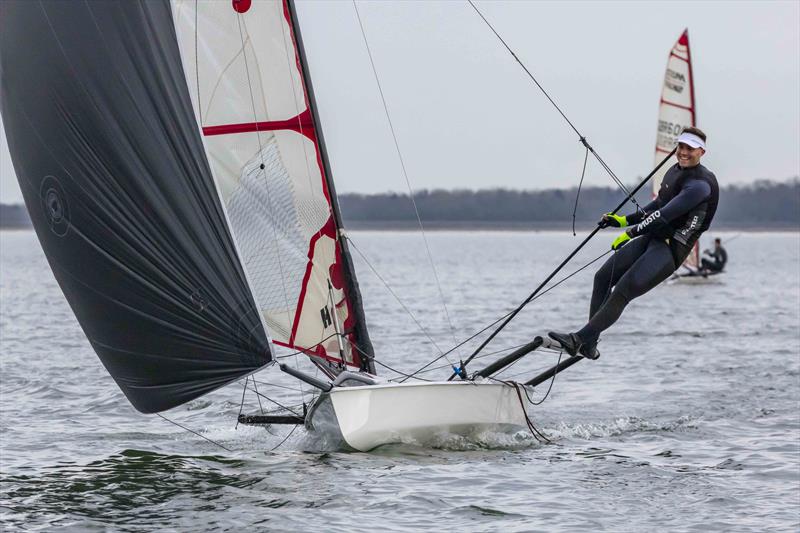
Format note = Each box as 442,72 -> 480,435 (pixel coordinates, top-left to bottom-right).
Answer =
653,29 -> 699,268
171,0 -> 370,370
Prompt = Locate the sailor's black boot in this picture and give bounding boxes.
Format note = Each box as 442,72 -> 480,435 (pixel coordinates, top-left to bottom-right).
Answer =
579,339 -> 599,360
548,331 -> 600,360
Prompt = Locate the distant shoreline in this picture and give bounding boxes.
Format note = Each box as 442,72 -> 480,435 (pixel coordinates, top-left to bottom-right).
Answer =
2,222 -> 796,232
3,178 -> 798,232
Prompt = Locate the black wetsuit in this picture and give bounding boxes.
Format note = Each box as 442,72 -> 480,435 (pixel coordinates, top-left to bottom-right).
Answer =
701,247 -> 727,272
576,163 -> 719,345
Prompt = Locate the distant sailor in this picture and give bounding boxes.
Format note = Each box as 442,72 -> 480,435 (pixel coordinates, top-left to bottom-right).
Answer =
700,238 -> 727,273
549,127 -> 719,359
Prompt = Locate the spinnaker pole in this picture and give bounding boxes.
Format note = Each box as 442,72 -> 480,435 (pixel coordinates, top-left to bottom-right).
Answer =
451,147 -> 677,380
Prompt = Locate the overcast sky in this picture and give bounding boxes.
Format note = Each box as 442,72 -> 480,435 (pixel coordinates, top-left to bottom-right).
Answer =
1,0 -> 798,203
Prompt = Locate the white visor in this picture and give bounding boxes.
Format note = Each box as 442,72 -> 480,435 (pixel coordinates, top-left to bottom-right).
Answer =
676,132 -> 706,150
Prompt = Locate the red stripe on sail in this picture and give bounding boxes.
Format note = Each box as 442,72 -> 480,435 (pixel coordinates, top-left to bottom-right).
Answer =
660,99 -> 696,113
272,340 -> 361,369
684,29 -> 696,125
283,216 -> 362,369
280,0 -> 362,368
202,110 -> 314,139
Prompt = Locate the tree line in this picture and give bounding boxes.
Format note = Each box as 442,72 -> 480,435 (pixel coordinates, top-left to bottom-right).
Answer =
337,178 -> 799,229
2,178 -> 797,230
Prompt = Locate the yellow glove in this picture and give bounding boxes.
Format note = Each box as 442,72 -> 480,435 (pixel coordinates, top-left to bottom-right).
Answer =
611,231 -> 631,250
600,213 -> 628,228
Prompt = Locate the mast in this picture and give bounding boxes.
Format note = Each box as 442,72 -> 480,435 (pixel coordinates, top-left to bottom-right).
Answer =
285,0 -> 375,373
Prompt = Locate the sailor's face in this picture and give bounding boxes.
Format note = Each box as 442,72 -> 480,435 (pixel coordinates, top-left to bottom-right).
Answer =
676,143 -> 705,168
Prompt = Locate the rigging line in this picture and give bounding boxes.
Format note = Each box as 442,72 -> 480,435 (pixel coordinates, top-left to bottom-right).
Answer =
251,378 -> 304,393
274,332 -> 339,359
348,341 -> 433,382
466,0 -> 639,208
346,236 -> 446,356
270,424 -> 300,452
523,352 -> 562,406
445,147 -> 676,377
252,377 -> 265,414
352,1 -> 461,360
235,14 -> 296,334
156,414 -> 232,452
491,351 -> 563,403
406,249 -> 612,378
424,342 -> 531,374
235,376 -> 249,430
572,146 -> 589,236
243,384 -> 303,417
508,381 -> 550,443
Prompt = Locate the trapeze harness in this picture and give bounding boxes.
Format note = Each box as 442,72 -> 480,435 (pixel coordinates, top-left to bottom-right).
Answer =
576,163 -> 719,345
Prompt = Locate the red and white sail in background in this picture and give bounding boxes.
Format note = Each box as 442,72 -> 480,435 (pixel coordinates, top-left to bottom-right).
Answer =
653,29 -> 699,268
170,0 -> 370,371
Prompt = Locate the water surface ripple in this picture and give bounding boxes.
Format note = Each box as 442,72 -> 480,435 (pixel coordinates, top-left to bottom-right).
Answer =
1,230 -> 798,531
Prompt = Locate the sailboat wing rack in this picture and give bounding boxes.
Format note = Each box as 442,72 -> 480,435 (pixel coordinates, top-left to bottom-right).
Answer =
238,414 -> 304,425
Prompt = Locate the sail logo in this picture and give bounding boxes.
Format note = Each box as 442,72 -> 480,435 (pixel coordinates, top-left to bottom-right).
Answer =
665,69 -> 686,93
666,69 -> 686,82
658,120 -> 686,136
320,306 -> 332,329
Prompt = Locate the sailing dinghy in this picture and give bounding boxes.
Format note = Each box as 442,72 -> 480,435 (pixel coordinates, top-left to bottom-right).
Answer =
0,0 -> 545,451
1,0 -> 676,451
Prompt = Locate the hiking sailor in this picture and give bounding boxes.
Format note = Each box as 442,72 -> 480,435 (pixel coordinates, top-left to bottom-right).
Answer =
549,127 -> 719,359
700,237 -> 727,273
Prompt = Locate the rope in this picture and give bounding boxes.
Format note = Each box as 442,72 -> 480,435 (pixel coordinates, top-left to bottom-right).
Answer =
352,1 -> 461,363
523,351 -> 563,406
349,339 -> 433,382
269,424 -> 300,452
243,383 -> 304,417
405,249 -> 612,380
235,376 -> 249,430
572,147 -> 589,236
347,236 -> 445,356
510,382 -> 550,443
156,414 -> 232,452
466,0 -> 640,210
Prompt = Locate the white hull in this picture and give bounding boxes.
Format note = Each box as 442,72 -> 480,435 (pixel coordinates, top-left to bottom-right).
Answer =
307,381 -> 531,452
668,271 -> 724,285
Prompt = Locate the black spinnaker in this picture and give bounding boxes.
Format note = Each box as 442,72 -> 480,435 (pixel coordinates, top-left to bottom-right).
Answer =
0,0 -> 271,413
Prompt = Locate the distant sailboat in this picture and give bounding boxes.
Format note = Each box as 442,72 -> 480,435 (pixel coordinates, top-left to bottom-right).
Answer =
652,29 -> 702,272
652,29 -> 721,284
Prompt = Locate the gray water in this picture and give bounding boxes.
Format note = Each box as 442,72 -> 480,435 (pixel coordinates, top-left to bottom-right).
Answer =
1,229 -> 799,531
